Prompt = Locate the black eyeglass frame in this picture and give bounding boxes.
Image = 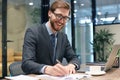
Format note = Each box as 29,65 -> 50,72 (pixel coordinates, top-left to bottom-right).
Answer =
52,12 -> 71,21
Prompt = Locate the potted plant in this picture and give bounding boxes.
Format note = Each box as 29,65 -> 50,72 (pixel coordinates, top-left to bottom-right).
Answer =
92,28 -> 115,62
30,7 -> 41,25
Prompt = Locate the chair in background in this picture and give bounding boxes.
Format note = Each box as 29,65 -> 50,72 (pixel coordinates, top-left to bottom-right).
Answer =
9,61 -> 25,76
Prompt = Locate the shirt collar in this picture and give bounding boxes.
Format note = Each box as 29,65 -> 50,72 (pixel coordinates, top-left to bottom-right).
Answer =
45,22 -> 58,36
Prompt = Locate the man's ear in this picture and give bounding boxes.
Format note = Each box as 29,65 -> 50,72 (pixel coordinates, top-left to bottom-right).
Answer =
48,10 -> 52,17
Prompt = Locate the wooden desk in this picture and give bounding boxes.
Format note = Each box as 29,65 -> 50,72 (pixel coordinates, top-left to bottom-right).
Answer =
89,68 -> 120,80
37,68 -> 120,80
34,68 -> 120,80
4,68 -> 120,80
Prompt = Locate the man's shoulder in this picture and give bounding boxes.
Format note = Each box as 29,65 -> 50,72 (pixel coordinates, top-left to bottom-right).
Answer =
27,23 -> 46,31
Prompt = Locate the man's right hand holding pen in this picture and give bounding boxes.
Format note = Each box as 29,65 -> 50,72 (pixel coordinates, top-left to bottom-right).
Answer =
44,59 -> 76,76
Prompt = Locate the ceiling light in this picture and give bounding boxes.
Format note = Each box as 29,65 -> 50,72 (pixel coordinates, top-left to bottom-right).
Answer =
74,9 -> 77,12
29,2 -> 33,6
100,17 -> 115,22
97,12 -> 102,15
74,0 -> 77,4
81,4 -> 84,6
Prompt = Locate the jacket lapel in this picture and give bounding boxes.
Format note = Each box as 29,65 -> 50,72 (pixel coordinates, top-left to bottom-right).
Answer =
41,24 -> 54,64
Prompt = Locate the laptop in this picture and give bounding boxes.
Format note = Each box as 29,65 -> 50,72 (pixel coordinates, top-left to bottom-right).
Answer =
77,44 -> 120,73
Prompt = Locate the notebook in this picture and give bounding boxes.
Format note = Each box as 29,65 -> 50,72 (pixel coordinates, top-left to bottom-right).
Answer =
77,44 -> 120,73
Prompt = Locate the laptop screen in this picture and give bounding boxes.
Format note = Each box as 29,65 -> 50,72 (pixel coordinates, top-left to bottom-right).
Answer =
77,45 -> 120,73
104,45 -> 120,71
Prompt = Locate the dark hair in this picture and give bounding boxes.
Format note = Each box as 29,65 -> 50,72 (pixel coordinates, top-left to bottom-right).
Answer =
50,0 -> 71,14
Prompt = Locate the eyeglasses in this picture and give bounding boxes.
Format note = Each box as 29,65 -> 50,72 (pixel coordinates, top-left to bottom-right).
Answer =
52,12 -> 70,21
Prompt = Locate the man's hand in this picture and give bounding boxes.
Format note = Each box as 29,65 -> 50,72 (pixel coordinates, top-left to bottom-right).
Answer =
65,64 -> 76,74
44,63 -> 76,76
44,63 -> 68,76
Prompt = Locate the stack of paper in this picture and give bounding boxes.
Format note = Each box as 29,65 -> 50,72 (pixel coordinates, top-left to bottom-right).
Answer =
5,75 -> 40,80
5,74 -> 91,80
36,74 -> 91,80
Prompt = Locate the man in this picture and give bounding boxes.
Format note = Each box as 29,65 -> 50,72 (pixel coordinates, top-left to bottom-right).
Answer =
22,0 -> 80,76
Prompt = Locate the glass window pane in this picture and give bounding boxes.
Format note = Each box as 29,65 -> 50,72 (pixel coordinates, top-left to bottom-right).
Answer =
74,0 -> 93,65
96,0 -> 120,25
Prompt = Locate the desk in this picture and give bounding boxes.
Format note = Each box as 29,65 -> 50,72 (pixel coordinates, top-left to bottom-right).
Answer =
4,68 -> 120,80
36,68 -> 120,80
89,68 -> 120,80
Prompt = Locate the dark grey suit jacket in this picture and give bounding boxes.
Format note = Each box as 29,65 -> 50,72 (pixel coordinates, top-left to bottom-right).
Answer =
22,23 -> 80,74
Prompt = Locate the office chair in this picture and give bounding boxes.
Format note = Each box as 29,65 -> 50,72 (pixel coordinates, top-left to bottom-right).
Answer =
9,61 -> 25,76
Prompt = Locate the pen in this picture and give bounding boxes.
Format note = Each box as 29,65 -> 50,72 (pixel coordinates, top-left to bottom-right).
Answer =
56,59 -> 61,64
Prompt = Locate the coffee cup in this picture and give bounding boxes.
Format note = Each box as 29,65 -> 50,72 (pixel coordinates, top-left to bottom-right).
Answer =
89,66 -> 101,72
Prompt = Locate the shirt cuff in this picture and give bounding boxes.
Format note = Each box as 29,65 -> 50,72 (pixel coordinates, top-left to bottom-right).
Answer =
73,63 -> 79,70
40,65 -> 47,73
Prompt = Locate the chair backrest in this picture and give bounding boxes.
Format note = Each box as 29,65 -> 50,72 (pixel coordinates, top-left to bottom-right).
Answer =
9,61 -> 25,76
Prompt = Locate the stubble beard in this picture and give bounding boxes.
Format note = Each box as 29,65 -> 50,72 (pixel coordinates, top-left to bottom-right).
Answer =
50,20 -> 62,32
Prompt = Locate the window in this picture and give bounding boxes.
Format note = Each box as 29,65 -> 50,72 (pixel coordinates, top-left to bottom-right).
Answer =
74,0 -> 94,63
96,0 -> 120,25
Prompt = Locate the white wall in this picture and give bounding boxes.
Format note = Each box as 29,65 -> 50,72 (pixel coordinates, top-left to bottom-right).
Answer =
96,24 -> 120,45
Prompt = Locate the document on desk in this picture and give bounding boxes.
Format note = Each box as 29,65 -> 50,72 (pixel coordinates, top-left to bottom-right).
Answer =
5,74 -> 91,80
5,75 -> 39,80
36,73 -> 91,80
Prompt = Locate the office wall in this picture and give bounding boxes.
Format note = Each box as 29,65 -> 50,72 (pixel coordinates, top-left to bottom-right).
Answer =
7,4 -> 26,52
0,4 -> 26,53
96,24 -> 120,45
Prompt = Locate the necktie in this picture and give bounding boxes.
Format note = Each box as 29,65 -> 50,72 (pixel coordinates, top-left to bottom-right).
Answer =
50,34 -> 56,63
51,34 -> 55,48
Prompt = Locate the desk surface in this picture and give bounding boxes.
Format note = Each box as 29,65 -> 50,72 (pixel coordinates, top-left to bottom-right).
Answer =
4,68 -> 120,80
89,68 -> 120,80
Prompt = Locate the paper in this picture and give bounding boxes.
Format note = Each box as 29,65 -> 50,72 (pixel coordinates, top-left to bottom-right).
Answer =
5,75 -> 40,80
5,74 -> 91,80
36,74 -> 91,80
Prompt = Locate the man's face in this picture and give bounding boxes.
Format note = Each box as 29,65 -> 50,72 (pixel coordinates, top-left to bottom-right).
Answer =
48,8 -> 70,32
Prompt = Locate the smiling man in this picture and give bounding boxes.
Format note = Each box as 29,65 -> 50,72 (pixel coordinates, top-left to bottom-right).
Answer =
22,0 -> 80,76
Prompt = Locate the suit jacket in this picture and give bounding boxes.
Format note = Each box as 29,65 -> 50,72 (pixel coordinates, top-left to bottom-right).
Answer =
22,23 -> 80,74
